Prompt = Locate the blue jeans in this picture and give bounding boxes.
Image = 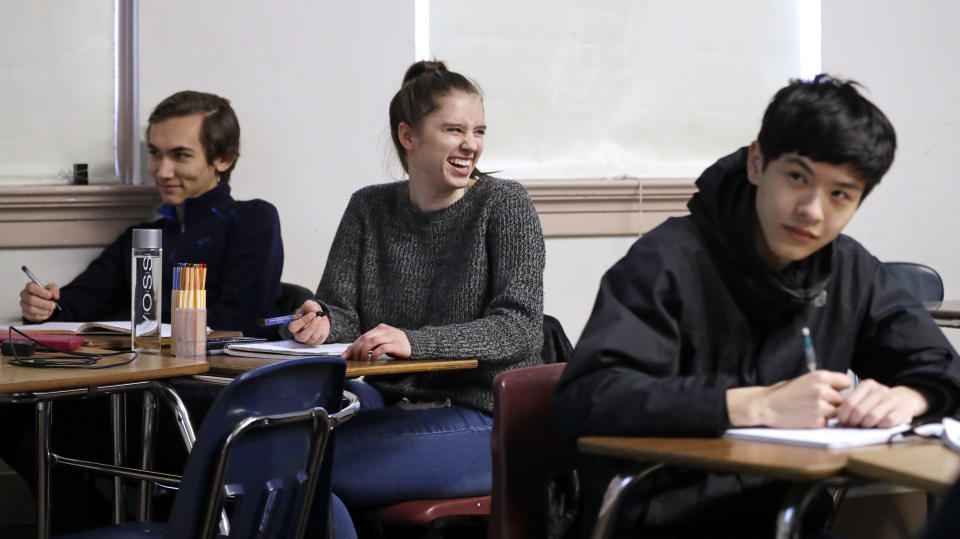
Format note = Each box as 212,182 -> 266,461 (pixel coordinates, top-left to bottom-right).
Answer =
331,494 -> 357,539
331,380 -> 493,536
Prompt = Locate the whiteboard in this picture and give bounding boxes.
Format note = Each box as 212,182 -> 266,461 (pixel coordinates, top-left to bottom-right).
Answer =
432,0 -> 806,179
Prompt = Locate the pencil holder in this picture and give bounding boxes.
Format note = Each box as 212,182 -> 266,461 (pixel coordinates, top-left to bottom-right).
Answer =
173,307 -> 207,361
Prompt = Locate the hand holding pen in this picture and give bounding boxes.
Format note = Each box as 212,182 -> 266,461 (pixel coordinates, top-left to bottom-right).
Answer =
19,265 -> 62,322
286,299 -> 332,345
258,309 -> 329,327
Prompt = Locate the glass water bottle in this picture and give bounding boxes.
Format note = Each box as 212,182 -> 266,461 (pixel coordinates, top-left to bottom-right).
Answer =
131,228 -> 163,352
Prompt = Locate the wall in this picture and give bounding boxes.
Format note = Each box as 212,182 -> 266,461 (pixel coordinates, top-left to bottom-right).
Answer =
0,0 -> 413,323
138,0 -> 414,295
0,1 -> 115,185
3,2 -> 958,345
822,1 -> 960,298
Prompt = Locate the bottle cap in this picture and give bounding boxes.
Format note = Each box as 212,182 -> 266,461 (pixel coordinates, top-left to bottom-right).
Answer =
132,228 -> 162,249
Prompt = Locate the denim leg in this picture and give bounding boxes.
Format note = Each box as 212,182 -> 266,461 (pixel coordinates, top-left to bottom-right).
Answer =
343,380 -> 386,411
331,492 -> 358,539
331,404 -> 493,507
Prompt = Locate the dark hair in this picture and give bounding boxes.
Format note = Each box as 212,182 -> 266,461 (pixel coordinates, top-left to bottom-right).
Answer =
147,90 -> 241,184
757,74 -> 896,199
389,60 -> 484,178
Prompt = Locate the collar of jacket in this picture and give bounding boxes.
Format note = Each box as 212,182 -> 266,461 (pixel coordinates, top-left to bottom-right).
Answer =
155,181 -> 234,225
687,147 -> 832,316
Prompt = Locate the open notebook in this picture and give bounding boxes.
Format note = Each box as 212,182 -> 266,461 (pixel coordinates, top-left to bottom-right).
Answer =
2,321 -> 173,338
224,339 -> 349,359
725,419 -> 911,449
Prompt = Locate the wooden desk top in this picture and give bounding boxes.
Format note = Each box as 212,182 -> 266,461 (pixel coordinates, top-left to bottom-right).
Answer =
79,330 -> 243,350
209,354 -> 478,377
846,443 -> 960,494
76,332 -> 477,377
578,436 -> 850,481
0,347 -> 209,394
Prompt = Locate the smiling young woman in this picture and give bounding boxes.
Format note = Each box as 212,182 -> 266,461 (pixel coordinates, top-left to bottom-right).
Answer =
284,61 -> 545,538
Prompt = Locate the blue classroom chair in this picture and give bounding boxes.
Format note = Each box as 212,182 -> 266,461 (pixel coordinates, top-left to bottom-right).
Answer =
57,355 -> 357,539
883,261 -> 944,303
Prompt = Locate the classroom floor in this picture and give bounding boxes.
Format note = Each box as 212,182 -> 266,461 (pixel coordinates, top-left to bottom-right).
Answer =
0,458 -> 35,538
358,521 -> 488,539
0,461 -> 490,539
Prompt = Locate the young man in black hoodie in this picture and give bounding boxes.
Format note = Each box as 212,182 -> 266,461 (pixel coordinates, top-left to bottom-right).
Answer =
552,75 -> 960,537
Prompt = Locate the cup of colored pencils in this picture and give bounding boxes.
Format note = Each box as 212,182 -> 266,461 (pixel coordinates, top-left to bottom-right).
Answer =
171,263 -> 207,360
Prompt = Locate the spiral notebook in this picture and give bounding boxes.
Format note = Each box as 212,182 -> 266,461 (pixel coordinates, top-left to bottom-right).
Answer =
725,420 -> 911,449
224,339 -> 349,358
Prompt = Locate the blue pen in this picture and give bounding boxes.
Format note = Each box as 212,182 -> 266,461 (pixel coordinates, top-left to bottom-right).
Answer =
21,265 -> 62,312
802,326 -> 817,372
257,310 -> 328,327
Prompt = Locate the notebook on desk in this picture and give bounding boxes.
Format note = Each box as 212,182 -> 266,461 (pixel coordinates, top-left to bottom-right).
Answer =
725,420 -> 911,449
224,339 -> 350,358
1,321 -> 173,338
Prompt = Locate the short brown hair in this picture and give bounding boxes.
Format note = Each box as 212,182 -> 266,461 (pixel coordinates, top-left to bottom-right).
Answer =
147,91 -> 241,183
389,61 -> 483,178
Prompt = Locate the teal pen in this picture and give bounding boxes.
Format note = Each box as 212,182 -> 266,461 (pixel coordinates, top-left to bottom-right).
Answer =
802,326 -> 817,372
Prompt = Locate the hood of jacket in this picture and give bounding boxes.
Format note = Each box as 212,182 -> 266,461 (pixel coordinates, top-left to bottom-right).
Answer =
687,147 -> 833,325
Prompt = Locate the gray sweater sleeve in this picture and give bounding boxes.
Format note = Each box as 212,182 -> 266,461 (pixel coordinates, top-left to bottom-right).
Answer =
316,192 -> 365,343
402,186 -> 544,362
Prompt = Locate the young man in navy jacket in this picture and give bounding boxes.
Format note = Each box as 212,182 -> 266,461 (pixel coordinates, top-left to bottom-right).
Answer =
5,91 -> 284,533
552,75 -> 960,537
19,90 -> 283,338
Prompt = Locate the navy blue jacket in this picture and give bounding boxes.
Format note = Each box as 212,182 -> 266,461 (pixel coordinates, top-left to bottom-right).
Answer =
45,182 -> 283,338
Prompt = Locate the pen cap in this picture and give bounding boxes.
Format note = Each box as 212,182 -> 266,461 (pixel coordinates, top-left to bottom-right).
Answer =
132,228 -> 162,250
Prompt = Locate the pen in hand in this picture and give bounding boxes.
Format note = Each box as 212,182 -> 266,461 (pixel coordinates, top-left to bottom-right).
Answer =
257,310 -> 329,327
21,265 -> 61,312
802,326 -> 817,372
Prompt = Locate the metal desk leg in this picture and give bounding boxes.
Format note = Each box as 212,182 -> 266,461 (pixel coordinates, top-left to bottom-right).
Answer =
149,382 -> 230,535
35,401 -> 52,539
150,383 -> 197,450
776,476 -> 850,539
111,393 -> 125,523
138,391 -> 157,521
591,464 -> 664,539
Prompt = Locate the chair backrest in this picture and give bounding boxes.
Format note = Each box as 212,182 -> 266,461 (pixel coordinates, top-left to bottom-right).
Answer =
489,363 -> 570,539
274,282 -> 316,317
542,314 -> 573,364
165,356 -> 346,539
883,261 -> 945,303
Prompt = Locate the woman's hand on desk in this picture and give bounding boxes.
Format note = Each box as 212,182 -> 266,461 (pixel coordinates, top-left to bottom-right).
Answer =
289,300 -> 331,344
343,323 -> 411,361
20,281 -> 60,322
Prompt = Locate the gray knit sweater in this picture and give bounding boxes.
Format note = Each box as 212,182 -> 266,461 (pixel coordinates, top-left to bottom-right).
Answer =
316,176 -> 545,414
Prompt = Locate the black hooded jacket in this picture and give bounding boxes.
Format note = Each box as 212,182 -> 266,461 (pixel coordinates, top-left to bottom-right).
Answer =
551,147 -> 960,534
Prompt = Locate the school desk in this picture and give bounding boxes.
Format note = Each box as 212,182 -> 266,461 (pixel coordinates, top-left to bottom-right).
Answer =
0,347 -> 209,539
209,354 -> 479,377
578,435 -> 861,539
81,332 -> 479,377
846,443 -> 960,495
